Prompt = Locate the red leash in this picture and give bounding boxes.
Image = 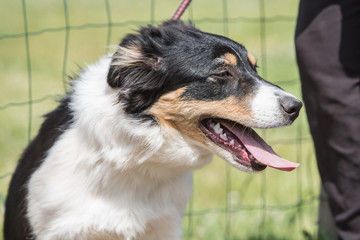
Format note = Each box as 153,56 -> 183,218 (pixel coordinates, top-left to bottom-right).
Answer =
172,0 -> 192,21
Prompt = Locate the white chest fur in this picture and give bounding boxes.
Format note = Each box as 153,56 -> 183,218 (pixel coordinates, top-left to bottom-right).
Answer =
26,57 -> 212,239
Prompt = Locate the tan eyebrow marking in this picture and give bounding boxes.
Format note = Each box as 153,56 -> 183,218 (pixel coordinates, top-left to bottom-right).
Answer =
247,52 -> 257,66
223,53 -> 237,66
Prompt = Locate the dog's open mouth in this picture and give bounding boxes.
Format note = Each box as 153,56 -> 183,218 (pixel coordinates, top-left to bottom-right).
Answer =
200,118 -> 299,172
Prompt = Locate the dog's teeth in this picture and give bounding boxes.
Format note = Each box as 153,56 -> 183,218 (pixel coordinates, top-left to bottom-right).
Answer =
230,139 -> 235,145
213,123 -> 223,134
220,133 -> 228,141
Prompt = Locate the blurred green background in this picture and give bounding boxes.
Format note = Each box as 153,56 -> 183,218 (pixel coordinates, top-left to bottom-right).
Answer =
0,0 -> 321,239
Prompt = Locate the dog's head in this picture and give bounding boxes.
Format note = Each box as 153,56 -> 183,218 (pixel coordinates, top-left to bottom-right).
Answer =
107,21 -> 302,172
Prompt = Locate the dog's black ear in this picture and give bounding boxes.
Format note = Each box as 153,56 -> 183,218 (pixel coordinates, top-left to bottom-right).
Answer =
107,28 -> 167,114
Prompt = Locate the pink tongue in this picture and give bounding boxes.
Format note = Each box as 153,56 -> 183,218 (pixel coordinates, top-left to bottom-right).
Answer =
225,123 -> 299,171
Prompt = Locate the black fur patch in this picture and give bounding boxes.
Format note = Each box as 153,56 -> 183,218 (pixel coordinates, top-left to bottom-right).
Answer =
4,97 -> 73,240
107,20 -> 262,117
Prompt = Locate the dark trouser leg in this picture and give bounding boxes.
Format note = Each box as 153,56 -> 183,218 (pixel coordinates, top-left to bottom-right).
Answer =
295,1 -> 360,239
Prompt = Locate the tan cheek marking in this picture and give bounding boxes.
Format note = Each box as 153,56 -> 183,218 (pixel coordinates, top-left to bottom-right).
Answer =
148,87 -> 186,129
223,53 -> 237,66
149,88 -> 254,145
247,52 -> 257,66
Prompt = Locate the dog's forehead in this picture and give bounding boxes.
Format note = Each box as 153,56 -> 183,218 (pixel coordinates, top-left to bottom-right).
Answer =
197,34 -> 247,62
163,25 -> 248,63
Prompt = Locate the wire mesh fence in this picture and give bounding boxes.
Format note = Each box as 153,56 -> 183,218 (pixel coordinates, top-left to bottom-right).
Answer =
0,0 -> 320,239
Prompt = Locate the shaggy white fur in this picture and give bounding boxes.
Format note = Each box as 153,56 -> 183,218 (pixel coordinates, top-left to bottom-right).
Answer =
27,57 -> 212,240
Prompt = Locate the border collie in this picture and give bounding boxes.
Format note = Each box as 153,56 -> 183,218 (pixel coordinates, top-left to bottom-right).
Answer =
4,21 -> 302,240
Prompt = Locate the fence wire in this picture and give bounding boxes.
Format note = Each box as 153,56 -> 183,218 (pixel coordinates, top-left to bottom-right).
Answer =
0,0 -> 319,239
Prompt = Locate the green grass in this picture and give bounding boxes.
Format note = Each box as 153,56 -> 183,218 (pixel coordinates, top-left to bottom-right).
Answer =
0,0 -> 320,239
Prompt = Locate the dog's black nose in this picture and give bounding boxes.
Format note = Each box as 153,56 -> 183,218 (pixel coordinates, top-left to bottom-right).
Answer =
279,95 -> 303,121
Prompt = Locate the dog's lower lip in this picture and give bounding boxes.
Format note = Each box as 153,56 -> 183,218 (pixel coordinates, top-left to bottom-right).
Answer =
200,118 -> 267,171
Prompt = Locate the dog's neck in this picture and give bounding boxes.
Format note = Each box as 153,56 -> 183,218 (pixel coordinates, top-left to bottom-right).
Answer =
70,57 -> 213,182
75,123 -> 213,194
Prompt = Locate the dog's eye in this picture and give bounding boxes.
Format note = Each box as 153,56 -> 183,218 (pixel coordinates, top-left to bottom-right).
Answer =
213,71 -> 232,78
